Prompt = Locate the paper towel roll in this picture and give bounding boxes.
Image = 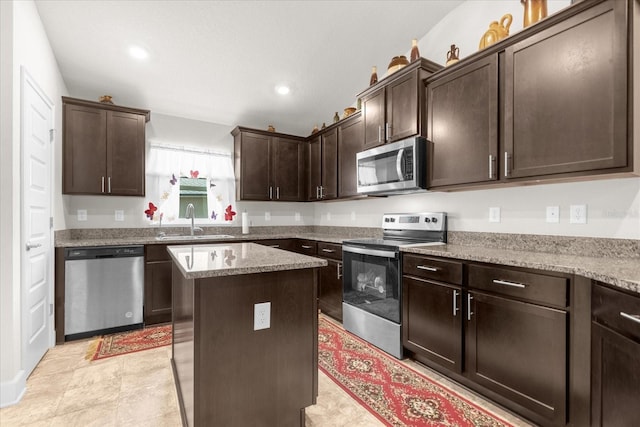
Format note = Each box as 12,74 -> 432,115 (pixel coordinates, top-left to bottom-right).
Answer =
242,212 -> 249,234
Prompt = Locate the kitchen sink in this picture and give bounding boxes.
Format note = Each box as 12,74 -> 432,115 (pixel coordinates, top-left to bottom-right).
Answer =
155,234 -> 235,241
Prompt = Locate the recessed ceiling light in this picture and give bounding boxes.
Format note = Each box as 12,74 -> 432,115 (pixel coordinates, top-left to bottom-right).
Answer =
128,45 -> 149,60
275,85 -> 290,95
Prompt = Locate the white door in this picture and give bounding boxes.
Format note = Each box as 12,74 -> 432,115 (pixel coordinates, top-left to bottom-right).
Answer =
21,69 -> 54,376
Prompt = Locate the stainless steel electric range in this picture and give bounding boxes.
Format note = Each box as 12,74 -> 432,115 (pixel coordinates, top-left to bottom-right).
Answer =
341,212 -> 447,359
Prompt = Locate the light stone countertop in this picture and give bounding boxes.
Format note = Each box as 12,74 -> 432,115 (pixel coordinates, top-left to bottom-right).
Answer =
403,244 -> 640,295
167,242 -> 327,279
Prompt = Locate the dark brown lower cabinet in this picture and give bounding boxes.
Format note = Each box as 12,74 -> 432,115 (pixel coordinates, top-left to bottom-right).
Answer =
403,277 -> 462,373
144,245 -> 173,325
591,283 -> 640,427
466,291 -> 567,426
318,259 -> 343,321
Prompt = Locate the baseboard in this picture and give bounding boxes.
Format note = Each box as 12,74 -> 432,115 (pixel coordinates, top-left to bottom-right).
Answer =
0,369 -> 26,408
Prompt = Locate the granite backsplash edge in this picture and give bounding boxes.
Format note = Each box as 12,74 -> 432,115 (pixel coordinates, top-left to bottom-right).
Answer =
54,227 -> 639,259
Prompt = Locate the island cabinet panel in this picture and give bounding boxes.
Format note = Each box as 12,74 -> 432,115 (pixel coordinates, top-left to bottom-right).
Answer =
232,127 -> 306,201
426,54 -> 499,188
62,96 -> 148,196
337,113 -> 363,198
503,0 -> 628,180
172,266 -> 318,426
591,283 -> 640,427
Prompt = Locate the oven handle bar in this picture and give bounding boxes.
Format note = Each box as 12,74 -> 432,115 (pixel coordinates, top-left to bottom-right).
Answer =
342,245 -> 398,259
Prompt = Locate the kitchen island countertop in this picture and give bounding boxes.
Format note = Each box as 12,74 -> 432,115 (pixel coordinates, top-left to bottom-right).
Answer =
167,242 -> 327,280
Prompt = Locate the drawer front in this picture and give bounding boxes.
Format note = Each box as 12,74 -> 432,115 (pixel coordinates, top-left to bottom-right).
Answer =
593,283 -> 640,342
468,264 -> 568,307
403,254 -> 463,285
316,242 -> 342,260
145,244 -> 171,262
291,239 -> 317,255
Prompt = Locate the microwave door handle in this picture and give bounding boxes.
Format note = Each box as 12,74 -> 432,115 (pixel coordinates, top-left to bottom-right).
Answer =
396,148 -> 405,180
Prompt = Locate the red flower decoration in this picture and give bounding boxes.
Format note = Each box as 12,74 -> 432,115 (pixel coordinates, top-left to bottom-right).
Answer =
145,202 -> 157,220
190,170 -> 199,178
224,205 -> 236,221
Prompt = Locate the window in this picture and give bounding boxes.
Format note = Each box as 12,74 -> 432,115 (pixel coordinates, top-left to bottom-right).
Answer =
145,143 -> 236,224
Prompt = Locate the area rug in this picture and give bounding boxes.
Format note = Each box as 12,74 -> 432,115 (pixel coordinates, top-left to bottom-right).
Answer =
86,325 -> 172,361
318,317 -> 513,427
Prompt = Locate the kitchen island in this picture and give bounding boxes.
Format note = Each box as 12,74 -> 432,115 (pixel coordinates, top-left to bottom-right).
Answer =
167,242 -> 327,427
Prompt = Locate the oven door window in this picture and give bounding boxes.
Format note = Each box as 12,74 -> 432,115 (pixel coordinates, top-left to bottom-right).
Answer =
343,249 -> 400,323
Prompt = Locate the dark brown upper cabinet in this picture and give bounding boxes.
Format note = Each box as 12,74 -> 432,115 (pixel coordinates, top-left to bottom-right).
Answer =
337,112 -> 364,198
308,128 -> 337,201
232,127 -> 306,201
358,58 -> 441,149
62,97 -> 149,196
503,0 -> 630,180
426,54 -> 499,189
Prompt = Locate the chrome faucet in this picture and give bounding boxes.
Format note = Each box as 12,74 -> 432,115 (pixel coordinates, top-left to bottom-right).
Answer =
185,203 -> 203,236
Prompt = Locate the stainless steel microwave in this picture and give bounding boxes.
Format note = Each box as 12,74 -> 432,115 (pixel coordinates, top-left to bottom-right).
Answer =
356,136 -> 427,195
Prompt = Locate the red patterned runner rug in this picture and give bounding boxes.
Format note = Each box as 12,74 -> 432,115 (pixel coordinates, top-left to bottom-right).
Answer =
86,325 -> 172,361
318,317 -> 513,427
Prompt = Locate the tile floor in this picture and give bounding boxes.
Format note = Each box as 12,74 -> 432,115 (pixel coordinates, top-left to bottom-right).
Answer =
1,319 -> 533,427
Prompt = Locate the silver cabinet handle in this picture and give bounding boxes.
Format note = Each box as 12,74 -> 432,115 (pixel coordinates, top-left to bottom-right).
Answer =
378,125 -> 382,143
315,186 -> 320,199
319,186 -> 324,199
301,245 -> 313,249
101,176 -> 105,193
337,262 -> 343,280
108,176 -> 111,193
467,293 -> 474,321
321,248 -> 335,253
620,312 -> 640,325
276,186 -> 280,200
489,155 -> 494,179
453,290 -> 459,317
385,122 -> 391,141
504,151 -> 509,177
417,265 -> 438,272
269,186 -> 273,199
26,242 -> 42,251
493,279 -> 526,289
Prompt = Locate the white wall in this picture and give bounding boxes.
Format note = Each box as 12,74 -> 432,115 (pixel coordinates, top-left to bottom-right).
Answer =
1,0 -> 69,407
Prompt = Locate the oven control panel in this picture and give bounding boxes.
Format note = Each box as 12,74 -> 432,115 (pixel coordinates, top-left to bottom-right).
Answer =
382,212 -> 446,232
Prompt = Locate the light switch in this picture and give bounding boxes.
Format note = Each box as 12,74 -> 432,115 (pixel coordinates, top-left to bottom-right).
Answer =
546,206 -> 559,223
489,207 -> 500,223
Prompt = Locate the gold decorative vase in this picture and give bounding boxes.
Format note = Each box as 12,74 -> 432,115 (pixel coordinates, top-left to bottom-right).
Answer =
522,0 -> 547,27
479,14 -> 513,50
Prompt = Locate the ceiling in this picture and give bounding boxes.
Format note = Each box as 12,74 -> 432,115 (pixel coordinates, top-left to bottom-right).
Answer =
35,0 -> 463,136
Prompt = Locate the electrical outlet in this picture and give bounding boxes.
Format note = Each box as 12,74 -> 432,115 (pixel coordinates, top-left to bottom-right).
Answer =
115,210 -> 124,221
264,212 -> 271,221
546,206 -> 559,223
489,207 -> 501,223
570,204 -> 587,224
77,209 -> 87,221
294,212 -> 301,222
254,302 -> 271,331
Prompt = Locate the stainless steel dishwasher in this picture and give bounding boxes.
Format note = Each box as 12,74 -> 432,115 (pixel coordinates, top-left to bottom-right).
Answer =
64,245 -> 144,341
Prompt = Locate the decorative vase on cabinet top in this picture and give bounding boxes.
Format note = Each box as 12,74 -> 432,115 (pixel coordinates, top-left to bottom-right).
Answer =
522,0 -> 547,27
410,38 -> 420,62
479,14 -> 513,49
446,44 -> 460,66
